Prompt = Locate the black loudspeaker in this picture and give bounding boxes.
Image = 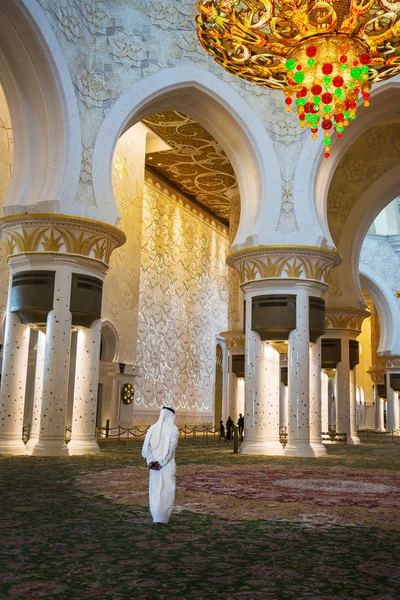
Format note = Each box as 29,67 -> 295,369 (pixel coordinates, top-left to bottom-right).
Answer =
377,383 -> 387,399
10,271 -> 55,325
309,296 -> 325,342
349,340 -> 360,370
70,274 -> 103,328
321,338 -> 341,369
232,354 -> 245,378
281,366 -> 288,386
252,295 -> 296,341
390,374 -> 400,392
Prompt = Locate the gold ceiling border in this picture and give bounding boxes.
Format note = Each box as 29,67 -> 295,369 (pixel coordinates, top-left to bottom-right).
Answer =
226,245 -> 341,285
0,214 -> 126,266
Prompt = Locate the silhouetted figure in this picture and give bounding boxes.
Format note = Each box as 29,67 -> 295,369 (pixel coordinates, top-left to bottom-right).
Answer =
219,420 -> 225,441
225,416 -> 234,441
238,413 -> 244,441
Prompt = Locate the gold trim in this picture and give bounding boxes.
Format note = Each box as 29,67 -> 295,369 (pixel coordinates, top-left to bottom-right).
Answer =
227,245 -> 339,260
0,214 -> 126,265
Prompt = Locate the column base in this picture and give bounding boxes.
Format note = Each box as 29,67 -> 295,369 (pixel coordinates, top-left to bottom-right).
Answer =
374,428 -> 386,433
68,439 -> 100,455
25,437 -> 39,454
0,438 -> 27,455
240,439 -> 284,456
284,441 -> 316,458
310,440 -> 327,456
347,434 -> 361,445
31,439 -> 69,457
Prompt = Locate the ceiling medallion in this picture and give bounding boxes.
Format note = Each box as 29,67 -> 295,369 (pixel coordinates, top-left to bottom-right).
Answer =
196,1 -> 400,158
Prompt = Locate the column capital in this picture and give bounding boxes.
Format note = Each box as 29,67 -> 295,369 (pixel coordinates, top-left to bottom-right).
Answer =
0,214 -> 126,266
220,330 -> 245,349
325,307 -> 370,335
226,245 -> 341,286
380,354 -> 400,370
368,370 -> 385,384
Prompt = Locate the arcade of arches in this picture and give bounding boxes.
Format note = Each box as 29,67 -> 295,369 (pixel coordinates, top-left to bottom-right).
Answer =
0,2 -> 400,460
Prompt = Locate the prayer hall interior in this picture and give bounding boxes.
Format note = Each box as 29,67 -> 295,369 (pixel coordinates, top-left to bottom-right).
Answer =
0,1 -> 400,598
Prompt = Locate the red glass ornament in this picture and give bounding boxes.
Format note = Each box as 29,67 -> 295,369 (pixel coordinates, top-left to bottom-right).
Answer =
296,64 -> 302,70
332,76 -> 344,88
360,53 -> 371,65
311,128 -> 318,133
321,120 -> 332,130
363,92 -> 370,100
336,113 -> 344,122
306,45 -> 317,57
321,93 -> 333,104
299,113 -> 305,121
322,63 -> 333,75
349,100 -> 356,109
311,84 -> 322,96
340,55 -> 347,64
353,60 -> 359,66
288,79 -> 295,86
298,86 -> 307,97
285,97 -> 292,105
354,87 -> 360,94
337,133 -> 343,138
305,102 -> 318,114
324,152 -> 330,158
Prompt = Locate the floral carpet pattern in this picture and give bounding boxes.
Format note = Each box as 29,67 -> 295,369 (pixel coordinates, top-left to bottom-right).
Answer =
1,439 -> 400,599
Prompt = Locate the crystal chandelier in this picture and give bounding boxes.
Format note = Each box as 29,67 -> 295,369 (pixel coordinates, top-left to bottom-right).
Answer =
196,1 -> 400,158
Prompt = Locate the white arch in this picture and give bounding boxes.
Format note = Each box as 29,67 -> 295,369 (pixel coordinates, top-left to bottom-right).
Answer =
294,79 -> 400,247
92,66 -> 281,245
359,271 -> 400,355
0,0 -> 81,215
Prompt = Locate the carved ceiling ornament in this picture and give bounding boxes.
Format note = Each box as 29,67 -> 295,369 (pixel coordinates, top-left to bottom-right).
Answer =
143,110 -> 237,223
0,214 -> 126,266
325,307 -> 370,333
379,355 -> 400,370
220,330 -> 245,349
368,370 -> 384,385
226,245 -> 341,285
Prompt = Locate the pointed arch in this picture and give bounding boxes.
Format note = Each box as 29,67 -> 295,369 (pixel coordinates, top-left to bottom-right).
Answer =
92,66 -> 281,246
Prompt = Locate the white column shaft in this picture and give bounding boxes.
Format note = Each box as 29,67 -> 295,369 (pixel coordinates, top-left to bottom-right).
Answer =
0,312 -> 30,454
68,320 -> 102,454
279,383 -> 288,432
285,289 -> 314,457
321,371 -> 329,437
335,341 -> 350,439
32,268 -> 72,456
348,368 -> 360,445
26,331 -> 46,453
309,339 -> 326,455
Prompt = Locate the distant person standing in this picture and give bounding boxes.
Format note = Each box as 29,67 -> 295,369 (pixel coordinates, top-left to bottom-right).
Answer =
142,407 -> 179,525
238,413 -> 244,441
225,416 -> 234,441
219,420 -> 225,441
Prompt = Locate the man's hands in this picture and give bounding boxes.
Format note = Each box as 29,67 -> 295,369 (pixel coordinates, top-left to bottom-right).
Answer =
148,461 -> 162,471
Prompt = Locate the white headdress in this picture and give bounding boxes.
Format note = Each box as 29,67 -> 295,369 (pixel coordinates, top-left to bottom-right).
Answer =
142,407 -> 178,463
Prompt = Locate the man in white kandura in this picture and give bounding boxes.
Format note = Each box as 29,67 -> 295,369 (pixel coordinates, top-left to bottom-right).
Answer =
142,406 -> 179,525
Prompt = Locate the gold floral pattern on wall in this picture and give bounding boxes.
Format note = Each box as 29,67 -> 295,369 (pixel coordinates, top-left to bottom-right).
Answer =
134,176 -> 229,414
143,111 -> 237,223
328,122 -> 400,246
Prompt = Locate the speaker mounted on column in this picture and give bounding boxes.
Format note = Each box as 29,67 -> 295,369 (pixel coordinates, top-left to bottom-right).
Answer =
309,297 -> 325,342
10,271 -> 55,326
376,382 -> 387,399
390,374 -> 400,392
349,340 -> 360,370
231,354 -> 245,378
251,295 -> 296,341
281,366 -> 288,386
321,339 -> 341,369
70,274 -> 103,328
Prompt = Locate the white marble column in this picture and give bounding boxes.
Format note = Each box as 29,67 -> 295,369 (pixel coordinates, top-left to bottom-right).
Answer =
348,368 -> 360,445
279,382 -> 288,432
285,289 -> 314,457
309,339 -> 326,455
0,311 -> 30,454
68,319 -> 102,454
321,370 -> 329,439
374,386 -> 384,432
386,372 -> 400,434
26,331 -> 46,453
241,296 -> 283,455
32,268 -> 72,456
335,341 -> 350,441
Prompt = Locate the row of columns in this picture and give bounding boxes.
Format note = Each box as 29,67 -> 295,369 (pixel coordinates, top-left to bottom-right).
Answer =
0,257 -> 104,456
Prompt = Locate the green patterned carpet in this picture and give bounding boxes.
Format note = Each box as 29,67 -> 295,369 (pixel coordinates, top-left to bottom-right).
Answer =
1,438 -> 400,600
